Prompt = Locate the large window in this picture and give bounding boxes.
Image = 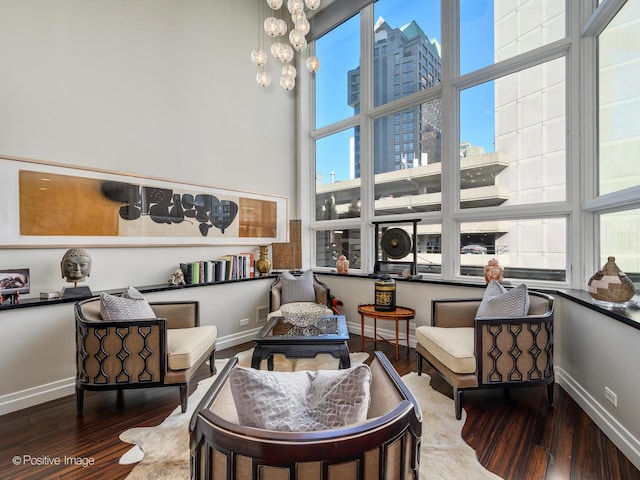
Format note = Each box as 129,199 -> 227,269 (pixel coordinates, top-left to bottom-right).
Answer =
591,0 -> 640,285
597,0 -> 640,196
306,0 -> 639,289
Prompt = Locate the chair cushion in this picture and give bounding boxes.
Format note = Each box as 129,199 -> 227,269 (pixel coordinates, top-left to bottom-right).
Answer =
267,302 -> 333,320
229,364 -> 372,432
476,281 -> 530,318
415,326 -> 475,374
166,325 -> 217,370
280,270 -> 317,305
100,286 -> 156,320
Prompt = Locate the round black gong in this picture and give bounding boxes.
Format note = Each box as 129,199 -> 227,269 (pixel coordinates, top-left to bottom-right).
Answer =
380,228 -> 412,259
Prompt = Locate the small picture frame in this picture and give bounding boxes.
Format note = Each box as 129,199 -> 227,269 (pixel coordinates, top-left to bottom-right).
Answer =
0,268 -> 30,295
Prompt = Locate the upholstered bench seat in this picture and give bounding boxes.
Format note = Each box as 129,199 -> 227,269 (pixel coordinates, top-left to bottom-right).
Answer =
415,326 -> 475,374
167,325 -> 218,370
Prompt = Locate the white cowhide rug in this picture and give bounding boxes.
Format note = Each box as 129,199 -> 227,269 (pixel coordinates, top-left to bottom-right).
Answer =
119,350 -> 501,480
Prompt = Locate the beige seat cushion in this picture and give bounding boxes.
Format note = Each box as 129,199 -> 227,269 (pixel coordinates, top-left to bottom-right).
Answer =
167,325 -> 217,370
415,326 -> 475,374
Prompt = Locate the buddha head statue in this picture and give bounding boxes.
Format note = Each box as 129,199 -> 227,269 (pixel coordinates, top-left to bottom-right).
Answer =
61,248 -> 92,285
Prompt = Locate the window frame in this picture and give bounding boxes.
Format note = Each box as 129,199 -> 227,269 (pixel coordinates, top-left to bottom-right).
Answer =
298,0 -> 633,291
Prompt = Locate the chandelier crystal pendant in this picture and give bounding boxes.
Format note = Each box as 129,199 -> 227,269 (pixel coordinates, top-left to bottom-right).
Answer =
251,48 -> 268,67
252,0 -> 321,90
257,70 -> 272,87
266,0 -> 283,9
306,55 -> 320,73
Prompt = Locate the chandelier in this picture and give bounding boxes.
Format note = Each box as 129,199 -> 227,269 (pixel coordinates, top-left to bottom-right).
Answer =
251,0 -> 321,91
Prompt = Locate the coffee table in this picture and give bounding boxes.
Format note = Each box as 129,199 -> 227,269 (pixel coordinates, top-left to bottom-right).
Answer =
251,315 -> 351,370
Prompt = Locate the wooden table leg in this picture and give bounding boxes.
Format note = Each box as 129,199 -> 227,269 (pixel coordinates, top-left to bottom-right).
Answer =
406,317 -> 410,353
395,319 -> 399,360
360,313 -> 365,352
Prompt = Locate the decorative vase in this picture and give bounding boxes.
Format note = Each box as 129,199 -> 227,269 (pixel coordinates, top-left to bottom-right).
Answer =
375,274 -> 396,312
336,255 -> 349,274
587,256 -> 635,304
256,246 -> 271,277
484,258 -> 504,284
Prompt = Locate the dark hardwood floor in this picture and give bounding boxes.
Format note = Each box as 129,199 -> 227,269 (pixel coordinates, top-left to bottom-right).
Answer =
1,335 -> 638,480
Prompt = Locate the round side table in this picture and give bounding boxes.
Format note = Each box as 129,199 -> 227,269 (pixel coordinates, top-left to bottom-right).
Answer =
357,304 -> 415,360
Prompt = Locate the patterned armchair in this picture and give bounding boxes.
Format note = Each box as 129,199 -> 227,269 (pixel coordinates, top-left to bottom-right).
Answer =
268,270 -> 332,317
189,351 -> 422,480
75,296 -> 217,414
415,290 -> 554,419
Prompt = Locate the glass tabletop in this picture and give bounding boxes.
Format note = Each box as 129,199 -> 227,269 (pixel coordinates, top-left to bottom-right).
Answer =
268,315 -> 339,337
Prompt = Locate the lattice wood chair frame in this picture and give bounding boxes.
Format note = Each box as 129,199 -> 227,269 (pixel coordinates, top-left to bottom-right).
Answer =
416,291 -> 554,419
75,298 -> 216,414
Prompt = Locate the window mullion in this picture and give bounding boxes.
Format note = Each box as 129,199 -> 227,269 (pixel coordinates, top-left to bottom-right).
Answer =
359,4 -> 375,274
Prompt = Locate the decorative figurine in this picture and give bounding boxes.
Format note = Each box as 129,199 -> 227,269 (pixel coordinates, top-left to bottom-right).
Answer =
60,248 -> 92,298
336,255 -> 349,274
169,268 -> 186,286
256,245 -> 272,277
484,258 -> 504,284
588,256 -> 635,305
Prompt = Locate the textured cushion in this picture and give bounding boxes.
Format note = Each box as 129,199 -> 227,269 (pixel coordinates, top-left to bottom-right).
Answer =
229,364 -> 372,432
476,281 -> 530,318
416,326 -> 476,374
268,302 -> 333,321
280,270 -> 316,305
166,325 -> 217,370
100,286 -> 156,320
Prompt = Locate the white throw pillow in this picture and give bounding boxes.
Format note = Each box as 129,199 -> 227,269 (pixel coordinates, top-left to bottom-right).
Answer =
280,270 -> 317,305
229,364 -> 372,432
100,286 -> 156,320
476,281 -> 530,318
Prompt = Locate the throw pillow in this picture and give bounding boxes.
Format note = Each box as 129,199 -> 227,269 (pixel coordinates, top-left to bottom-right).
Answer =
476,281 -> 530,318
229,364 -> 372,432
100,286 -> 156,321
280,269 -> 317,305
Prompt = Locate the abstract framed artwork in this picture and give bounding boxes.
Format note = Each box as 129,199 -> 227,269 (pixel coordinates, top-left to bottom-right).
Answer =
0,156 -> 288,247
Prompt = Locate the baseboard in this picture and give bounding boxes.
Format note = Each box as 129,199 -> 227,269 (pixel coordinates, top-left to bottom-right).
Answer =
0,329 -> 261,417
556,366 -> 640,470
0,377 -> 75,417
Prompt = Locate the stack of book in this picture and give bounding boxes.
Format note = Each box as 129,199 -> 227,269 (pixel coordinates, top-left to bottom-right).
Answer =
179,253 -> 255,284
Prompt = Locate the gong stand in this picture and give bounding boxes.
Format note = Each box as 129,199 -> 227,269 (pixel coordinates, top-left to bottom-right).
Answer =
373,219 -> 419,277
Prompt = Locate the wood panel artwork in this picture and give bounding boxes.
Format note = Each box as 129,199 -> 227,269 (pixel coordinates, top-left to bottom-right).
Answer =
238,198 -> 277,238
272,219 -> 301,270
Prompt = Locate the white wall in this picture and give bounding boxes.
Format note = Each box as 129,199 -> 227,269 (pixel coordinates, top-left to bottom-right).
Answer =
319,274 -> 640,470
0,1 -> 297,412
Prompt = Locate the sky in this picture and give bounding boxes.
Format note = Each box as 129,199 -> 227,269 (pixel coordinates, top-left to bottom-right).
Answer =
314,0 -> 495,184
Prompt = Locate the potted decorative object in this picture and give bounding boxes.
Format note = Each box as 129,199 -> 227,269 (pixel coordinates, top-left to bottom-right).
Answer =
256,245 -> 271,277
374,274 -> 396,311
336,255 -> 349,274
587,256 -> 636,305
484,258 -> 504,284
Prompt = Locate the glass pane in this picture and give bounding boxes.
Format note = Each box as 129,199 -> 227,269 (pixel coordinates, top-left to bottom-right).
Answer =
316,229 -> 362,269
373,0 -> 442,107
460,57 -> 566,208
315,14 -> 360,128
315,128 -> 361,220
373,101 -> 442,216
460,218 -> 566,281
461,0 -> 565,75
599,209 -> 640,285
598,0 -> 640,195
